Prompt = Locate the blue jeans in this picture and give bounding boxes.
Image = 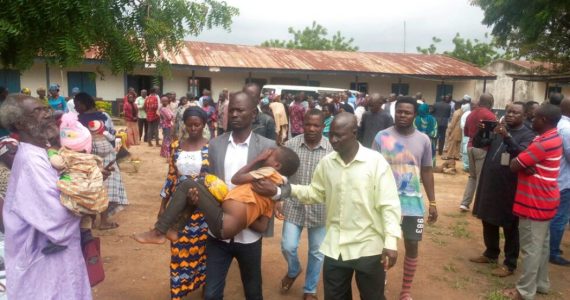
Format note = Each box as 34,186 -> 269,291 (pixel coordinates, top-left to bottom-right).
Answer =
204,236 -> 263,300
281,221 -> 326,294
550,189 -> 570,258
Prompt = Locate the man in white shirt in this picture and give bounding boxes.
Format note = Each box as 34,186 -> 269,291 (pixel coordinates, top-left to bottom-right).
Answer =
203,91 -> 277,300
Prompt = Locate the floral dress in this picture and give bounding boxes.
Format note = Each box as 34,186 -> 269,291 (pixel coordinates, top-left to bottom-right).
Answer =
160,140 -> 209,299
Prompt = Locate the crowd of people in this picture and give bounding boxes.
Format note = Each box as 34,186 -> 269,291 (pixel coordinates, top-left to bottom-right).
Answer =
0,81 -> 568,300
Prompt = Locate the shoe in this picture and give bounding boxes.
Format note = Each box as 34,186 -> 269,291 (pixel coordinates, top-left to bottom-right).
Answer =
491,265 -> 514,277
469,255 -> 496,264
303,293 -> 318,300
549,256 -> 570,266
459,205 -> 469,212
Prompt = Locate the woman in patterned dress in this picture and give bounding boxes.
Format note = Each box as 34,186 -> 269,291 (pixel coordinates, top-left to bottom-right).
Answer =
75,92 -> 128,230
159,106 -> 209,299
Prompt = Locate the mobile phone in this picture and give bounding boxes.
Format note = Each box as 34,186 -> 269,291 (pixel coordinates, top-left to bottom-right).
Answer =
482,120 -> 498,138
482,120 -> 498,130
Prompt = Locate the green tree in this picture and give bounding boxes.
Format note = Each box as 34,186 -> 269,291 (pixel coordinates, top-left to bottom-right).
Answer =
416,37 -> 442,55
416,33 -> 507,67
471,0 -> 570,70
261,21 -> 358,51
0,0 -> 239,74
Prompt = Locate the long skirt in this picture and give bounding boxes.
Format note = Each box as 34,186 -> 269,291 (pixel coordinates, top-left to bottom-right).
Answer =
161,128 -> 172,158
92,136 -> 128,216
169,175 -> 208,299
126,121 -> 140,146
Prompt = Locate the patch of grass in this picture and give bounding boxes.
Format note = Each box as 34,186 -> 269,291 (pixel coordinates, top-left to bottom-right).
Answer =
443,262 -> 458,273
487,290 -> 509,300
452,276 -> 472,290
449,220 -> 472,239
443,212 -> 465,219
430,235 -> 448,246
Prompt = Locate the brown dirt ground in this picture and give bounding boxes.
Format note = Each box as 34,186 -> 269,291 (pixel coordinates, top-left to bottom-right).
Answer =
92,144 -> 570,300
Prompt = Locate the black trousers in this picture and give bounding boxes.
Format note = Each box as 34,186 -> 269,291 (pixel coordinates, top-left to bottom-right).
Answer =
323,255 -> 386,300
137,118 -> 148,142
147,119 -> 160,144
482,219 -> 520,271
156,178 -> 224,237
205,236 -> 263,300
437,125 -> 448,155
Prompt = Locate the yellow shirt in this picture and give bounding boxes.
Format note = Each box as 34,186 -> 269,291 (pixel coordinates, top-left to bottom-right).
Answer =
291,144 -> 402,260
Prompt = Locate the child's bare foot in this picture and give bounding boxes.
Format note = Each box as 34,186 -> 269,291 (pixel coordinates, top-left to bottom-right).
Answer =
166,229 -> 179,242
132,229 -> 167,244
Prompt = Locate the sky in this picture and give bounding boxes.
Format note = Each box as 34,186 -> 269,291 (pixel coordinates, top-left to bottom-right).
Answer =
193,0 -> 493,53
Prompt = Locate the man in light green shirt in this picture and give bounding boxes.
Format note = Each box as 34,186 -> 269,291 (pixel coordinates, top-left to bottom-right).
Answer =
136,89 -> 148,142
284,113 -> 402,300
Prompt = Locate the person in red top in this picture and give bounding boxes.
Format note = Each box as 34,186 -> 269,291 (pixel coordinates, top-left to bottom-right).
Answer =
123,93 -> 140,146
144,87 -> 160,146
289,93 -> 306,137
503,104 -> 563,300
459,93 -> 496,212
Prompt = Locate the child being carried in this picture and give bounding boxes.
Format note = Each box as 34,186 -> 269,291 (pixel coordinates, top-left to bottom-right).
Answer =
44,113 -> 109,254
133,146 -> 300,243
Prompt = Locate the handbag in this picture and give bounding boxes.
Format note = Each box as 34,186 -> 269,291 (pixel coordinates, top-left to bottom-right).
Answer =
82,237 -> 105,287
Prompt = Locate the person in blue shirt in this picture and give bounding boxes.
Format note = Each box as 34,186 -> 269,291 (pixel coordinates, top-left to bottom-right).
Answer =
47,83 -> 68,112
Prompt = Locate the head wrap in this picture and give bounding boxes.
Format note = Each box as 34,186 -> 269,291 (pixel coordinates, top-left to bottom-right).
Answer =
20,88 -> 31,96
49,83 -> 60,92
87,120 -> 105,135
71,87 -> 80,94
462,94 -> 472,102
59,113 -> 92,153
182,106 -> 207,124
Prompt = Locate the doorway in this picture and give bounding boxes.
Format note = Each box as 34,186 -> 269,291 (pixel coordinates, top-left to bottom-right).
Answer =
127,75 -> 163,96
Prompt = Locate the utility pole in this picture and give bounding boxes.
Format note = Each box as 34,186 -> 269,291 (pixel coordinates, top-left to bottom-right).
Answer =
403,21 -> 407,53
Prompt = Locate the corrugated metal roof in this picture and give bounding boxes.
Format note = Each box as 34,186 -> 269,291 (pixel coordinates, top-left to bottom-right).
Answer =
159,41 -> 495,79
508,60 -> 554,72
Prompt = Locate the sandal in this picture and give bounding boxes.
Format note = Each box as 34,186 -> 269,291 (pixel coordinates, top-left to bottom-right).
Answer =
281,269 -> 302,293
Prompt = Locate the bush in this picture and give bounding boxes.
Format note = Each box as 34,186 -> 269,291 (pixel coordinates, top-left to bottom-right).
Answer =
95,100 -> 112,114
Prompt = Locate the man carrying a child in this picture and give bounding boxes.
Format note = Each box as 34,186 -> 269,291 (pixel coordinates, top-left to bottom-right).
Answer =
0,94 -> 92,299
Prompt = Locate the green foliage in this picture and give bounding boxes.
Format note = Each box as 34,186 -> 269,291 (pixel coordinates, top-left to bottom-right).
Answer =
95,100 -> 112,115
261,21 -> 358,51
471,0 -> 570,71
0,1 -> 239,74
417,37 -> 442,55
416,33 -> 508,66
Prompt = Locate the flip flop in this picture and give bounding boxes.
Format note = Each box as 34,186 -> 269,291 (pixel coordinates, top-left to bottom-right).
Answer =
281,269 -> 302,292
99,222 -> 120,230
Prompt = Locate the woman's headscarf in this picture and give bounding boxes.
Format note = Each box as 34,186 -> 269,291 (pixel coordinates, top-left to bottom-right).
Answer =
415,103 -> 437,138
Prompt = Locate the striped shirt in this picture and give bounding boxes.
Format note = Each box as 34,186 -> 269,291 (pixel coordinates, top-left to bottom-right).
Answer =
283,135 -> 333,227
514,128 -> 563,220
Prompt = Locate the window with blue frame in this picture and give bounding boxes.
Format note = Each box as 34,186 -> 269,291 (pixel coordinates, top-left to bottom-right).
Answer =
391,83 -> 409,96
67,72 -> 96,97
435,84 -> 453,102
0,69 -> 21,93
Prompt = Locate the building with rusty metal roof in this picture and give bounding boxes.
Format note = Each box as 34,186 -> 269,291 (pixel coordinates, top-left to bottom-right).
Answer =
5,41 -> 495,106
474,59 -> 569,109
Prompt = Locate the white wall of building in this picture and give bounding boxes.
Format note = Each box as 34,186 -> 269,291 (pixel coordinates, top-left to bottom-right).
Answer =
475,61 -> 570,108
16,61 -> 482,106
